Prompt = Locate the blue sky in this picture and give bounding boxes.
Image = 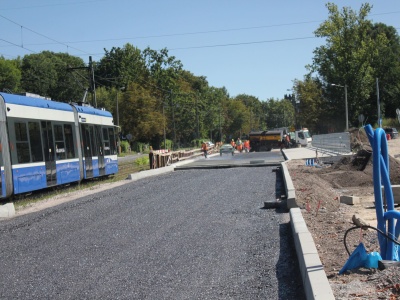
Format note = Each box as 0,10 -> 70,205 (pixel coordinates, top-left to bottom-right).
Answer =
1,0 -> 399,101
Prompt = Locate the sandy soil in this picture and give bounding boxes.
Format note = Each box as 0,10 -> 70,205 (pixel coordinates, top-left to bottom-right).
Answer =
287,128 -> 400,299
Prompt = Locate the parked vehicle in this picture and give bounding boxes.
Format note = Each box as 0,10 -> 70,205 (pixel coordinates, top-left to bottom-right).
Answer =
220,144 -> 234,156
291,128 -> 312,147
205,141 -> 215,148
384,127 -> 398,139
0,92 -> 118,199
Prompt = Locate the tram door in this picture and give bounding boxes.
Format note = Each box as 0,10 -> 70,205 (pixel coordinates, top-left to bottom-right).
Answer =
81,124 -> 94,178
41,121 -> 57,186
95,126 -> 105,176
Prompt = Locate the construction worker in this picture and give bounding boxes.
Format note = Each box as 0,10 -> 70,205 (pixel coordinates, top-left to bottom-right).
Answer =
230,139 -> 236,149
243,139 -> 250,153
201,141 -> 208,158
236,138 -> 243,153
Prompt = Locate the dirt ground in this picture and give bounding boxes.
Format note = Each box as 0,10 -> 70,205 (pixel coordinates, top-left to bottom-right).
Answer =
287,128 -> 400,299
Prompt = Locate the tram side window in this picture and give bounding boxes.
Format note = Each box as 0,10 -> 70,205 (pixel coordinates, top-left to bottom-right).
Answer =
95,125 -> 103,156
81,124 -> 91,157
54,125 -> 66,160
28,122 -> 43,162
102,128 -> 110,155
89,126 -> 98,156
108,127 -> 117,155
64,124 -> 76,158
15,122 -> 30,163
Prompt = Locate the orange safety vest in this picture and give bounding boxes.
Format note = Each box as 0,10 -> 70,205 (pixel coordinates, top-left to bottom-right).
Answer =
202,143 -> 208,151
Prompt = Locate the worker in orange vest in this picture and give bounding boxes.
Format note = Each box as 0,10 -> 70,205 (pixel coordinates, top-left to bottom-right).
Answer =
236,138 -> 243,153
243,139 -> 250,153
201,141 -> 208,158
230,139 -> 236,149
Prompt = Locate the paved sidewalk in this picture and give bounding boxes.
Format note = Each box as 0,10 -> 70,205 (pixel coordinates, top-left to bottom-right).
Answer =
282,146 -> 352,161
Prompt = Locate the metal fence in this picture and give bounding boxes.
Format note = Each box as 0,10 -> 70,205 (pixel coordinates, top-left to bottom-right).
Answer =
311,132 -> 351,154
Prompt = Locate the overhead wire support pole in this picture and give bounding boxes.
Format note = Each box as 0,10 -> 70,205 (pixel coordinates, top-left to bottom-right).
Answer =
344,84 -> 348,131
171,90 -> 176,150
196,93 -> 199,139
89,56 -> 97,108
67,56 -> 97,106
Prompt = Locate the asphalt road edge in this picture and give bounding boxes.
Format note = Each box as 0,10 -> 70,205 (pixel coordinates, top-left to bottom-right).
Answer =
281,160 -> 335,300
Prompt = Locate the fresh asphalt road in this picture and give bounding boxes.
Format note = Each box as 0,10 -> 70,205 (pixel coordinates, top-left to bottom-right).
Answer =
0,152 -> 305,299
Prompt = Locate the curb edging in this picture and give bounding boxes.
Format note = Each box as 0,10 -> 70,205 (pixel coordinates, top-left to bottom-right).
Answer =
281,159 -> 335,300
0,203 -> 16,219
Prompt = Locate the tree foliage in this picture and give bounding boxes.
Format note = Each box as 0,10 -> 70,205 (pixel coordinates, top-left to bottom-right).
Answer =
0,56 -> 21,92
309,2 -> 400,130
21,51 -> 85,101
293,78 -> 323,133
95,43 -> 147,90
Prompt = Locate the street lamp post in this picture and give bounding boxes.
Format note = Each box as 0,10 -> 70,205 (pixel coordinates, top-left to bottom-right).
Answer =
331,83 -> 348,131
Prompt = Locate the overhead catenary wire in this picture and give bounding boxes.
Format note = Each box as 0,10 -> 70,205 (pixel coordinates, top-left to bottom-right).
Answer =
1,8 -> 399,58
0,14 -> 92,56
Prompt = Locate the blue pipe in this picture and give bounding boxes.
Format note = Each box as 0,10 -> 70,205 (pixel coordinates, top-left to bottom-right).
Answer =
365,124 -> 399,260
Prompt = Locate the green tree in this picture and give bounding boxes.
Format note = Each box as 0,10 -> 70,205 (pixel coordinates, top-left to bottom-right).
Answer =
225,99 -> 248,139
234,94 -> 264,132
264,98 -> 294,130
368,23 -> 400,119
142,47 -> 183,148
119,83 -> 164,143
21,51 -> 85,101
293,78 -> 323,133
95,43 -> 147,89
310,3 -> 384,129
0,57 -> 21,92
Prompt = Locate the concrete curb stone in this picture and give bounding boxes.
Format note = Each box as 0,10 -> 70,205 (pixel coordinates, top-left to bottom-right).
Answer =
0,203 -> 16,219
282,148 -> 335,300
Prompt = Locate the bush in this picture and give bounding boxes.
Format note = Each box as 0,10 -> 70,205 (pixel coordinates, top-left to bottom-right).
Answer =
161,139 -> 173,150
382,118 -> 399,129
131,142 -> 149,153
120,141 -> 130,153
192,139 -> 203,148
134,156 -> 149,166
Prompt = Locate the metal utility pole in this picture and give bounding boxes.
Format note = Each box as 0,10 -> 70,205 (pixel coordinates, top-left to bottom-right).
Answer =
219,108 -> 222,143
116,92 -> 119,127
163,103 -> 166,149
196,93 -> 199,139
67,56 -> 98,106
89,56 -> 97,107
344,84 -> 348,131
171,91 -> 176,149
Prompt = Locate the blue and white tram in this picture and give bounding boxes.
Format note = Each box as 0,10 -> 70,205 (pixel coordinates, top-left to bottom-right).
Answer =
0,92 -> 118,199
73,104 -> 118,179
